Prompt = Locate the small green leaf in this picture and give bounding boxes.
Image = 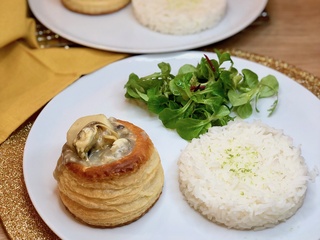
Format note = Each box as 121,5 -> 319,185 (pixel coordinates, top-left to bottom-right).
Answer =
147,95 -> 168,114
136,90 -> 149,102
236,103 -> 253,119
215,50 -> 233,66
176,118 -> 211,141
259,75 -> 279,98
198,57 -> 219,80
158,108 -> 182,129
158,100 -> 192,129
178,64 -> 197,75
215,105 -> 231,118
158,62 -> 172,75
171,73 -> 194,100
228,90 -> 250,107
220,70 -> 233,90
242,69 -> 259,89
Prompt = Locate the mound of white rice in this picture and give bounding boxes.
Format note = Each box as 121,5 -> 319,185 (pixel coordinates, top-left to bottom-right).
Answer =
131,0 -> 227,35
178,120 -> 309,230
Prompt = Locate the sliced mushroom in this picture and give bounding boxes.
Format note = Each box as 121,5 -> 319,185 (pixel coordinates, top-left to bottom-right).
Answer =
73,121 -> 119,160
66,114 -> 112,148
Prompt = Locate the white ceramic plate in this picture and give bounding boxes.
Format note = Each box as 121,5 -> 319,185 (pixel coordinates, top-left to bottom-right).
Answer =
28,0 -> 267,53
24,51 -> 320,240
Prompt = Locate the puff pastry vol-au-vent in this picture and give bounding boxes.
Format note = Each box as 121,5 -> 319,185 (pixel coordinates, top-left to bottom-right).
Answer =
61,0 -> 131,15
53,114 -> 164,227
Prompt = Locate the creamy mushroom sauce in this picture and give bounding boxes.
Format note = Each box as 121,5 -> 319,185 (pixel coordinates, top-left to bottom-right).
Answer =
62,117 -> 136,167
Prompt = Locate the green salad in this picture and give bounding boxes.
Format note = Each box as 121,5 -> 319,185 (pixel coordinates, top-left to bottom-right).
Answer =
124,51 -> 279,141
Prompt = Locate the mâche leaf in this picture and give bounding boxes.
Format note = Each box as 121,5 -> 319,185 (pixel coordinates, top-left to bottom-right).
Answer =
235,102 -> 253,119
176,118 -> 212,141
259,75 -> 279,98
124,50 -> 279,140
242,69 -> 259,89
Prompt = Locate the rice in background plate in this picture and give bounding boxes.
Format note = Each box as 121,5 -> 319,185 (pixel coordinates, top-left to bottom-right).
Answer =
178,120 -> 309,230
131,0 -> 227,35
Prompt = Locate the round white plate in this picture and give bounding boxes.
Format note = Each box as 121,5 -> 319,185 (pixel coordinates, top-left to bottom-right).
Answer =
28,0 -> 267,53
24,51 -> 320,240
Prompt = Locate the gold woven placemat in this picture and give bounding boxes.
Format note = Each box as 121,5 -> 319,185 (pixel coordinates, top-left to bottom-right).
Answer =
0,49 -> 319,240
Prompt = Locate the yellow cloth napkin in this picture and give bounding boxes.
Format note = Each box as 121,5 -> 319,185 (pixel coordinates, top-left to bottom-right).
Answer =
0,0 -> 129,144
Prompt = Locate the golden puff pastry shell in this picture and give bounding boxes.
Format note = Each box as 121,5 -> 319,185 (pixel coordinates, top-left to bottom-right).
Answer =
54,118 -> 164,227
61,0 -> 131,15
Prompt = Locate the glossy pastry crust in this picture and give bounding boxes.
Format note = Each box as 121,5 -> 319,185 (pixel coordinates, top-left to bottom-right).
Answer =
61,0 -> 131,15
54,117 -> 164,227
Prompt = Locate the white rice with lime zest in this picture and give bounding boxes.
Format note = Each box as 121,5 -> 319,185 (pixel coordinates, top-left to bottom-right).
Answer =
131,0 -> 227,35
178,120 -> 309,230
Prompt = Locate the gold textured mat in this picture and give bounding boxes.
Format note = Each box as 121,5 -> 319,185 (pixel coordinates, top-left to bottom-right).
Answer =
0,49 -> 319,239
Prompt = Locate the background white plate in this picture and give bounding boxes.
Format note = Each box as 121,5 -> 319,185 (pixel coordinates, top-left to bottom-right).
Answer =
24,51 -> 320,240
28,0 -> 267,53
